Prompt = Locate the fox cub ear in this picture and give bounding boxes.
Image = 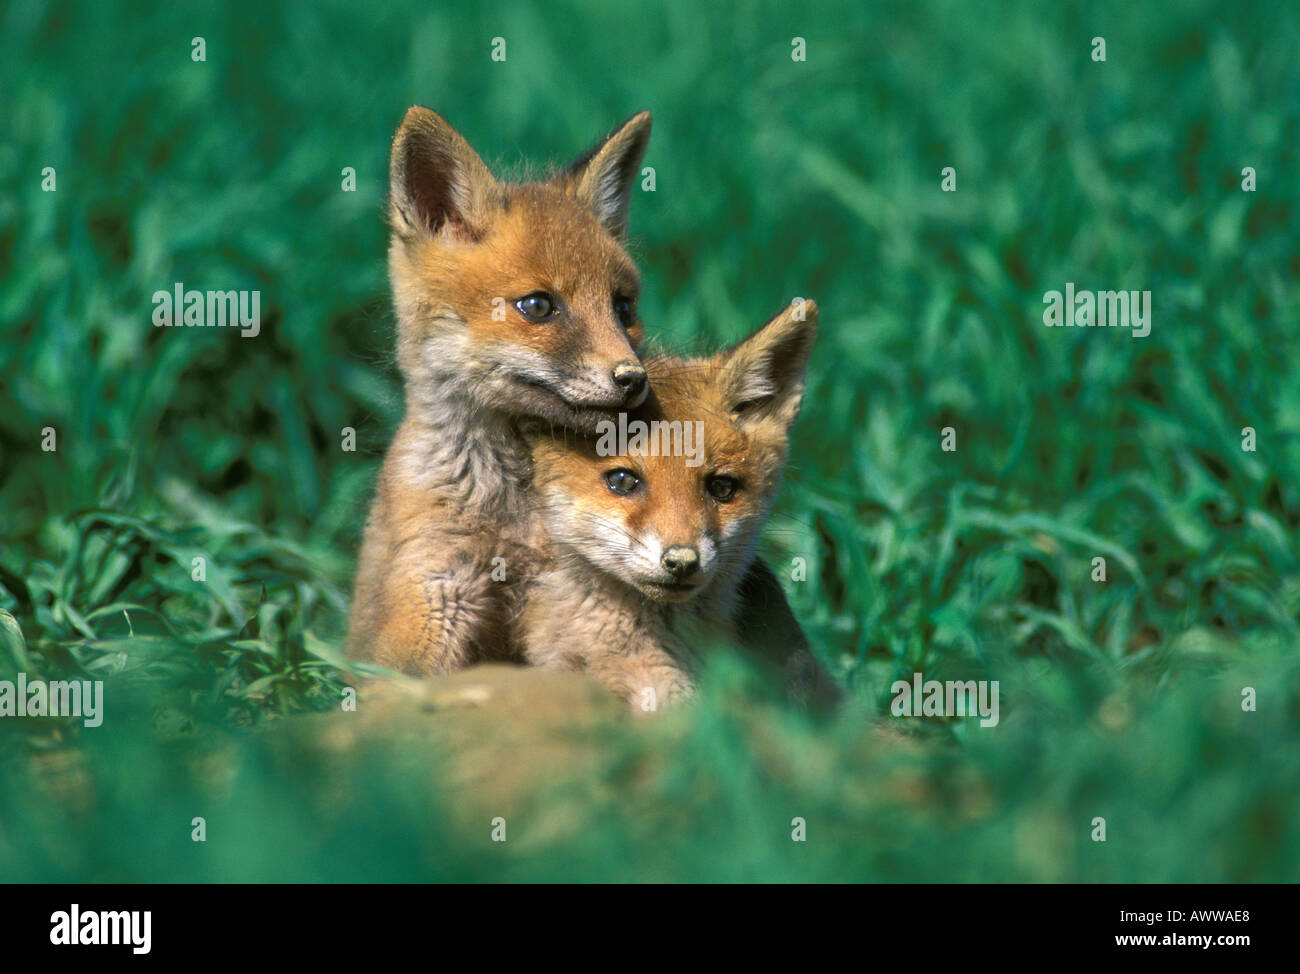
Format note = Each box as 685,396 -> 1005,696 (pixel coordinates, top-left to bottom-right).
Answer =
563,110 -> 652,239
389,106 -> 500,242
716,300 -> 819,429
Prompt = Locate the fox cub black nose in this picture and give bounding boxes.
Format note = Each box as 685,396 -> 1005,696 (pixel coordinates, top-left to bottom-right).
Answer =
661,546 -> 700,579
612,361 -> 647,398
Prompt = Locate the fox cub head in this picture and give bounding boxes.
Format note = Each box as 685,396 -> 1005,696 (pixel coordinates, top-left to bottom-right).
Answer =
387,107 -> 653,429
530,300 -> 818,604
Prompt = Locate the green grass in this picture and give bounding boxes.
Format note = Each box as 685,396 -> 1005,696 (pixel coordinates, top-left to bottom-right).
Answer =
1,0 -> 1298,881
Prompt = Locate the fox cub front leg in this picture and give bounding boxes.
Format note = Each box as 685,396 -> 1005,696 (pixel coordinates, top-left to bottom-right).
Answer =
520,573 -> 695,710
348,503 -> 518,674
588,642 -> 696,712
374,555 -> 509,674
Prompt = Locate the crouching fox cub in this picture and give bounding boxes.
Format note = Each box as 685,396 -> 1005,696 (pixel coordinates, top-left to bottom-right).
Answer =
520,301 -> 841,708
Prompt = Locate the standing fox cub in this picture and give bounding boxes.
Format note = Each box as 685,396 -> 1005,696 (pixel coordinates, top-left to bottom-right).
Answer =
348,107 -> 835,707
521,301 -> 839,708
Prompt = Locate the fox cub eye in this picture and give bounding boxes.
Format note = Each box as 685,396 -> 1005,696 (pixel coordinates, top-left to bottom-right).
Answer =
613,295 -> 635,329
605,469 -> 641,495
516,292 -> 558,322
706,476 -> 738,502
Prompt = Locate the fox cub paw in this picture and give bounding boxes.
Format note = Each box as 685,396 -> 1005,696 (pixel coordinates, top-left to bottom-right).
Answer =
626,673 -> 696,714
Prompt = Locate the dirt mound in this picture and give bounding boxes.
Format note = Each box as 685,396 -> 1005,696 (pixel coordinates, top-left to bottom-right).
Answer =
295,665 -> 633,826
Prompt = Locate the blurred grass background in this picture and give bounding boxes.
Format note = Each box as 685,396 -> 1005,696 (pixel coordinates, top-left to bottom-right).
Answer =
1,0 -> 1299,881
